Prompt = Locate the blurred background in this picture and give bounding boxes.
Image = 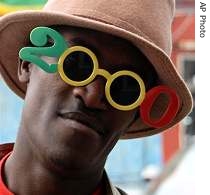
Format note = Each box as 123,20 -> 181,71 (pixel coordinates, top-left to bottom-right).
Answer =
0,0 -> 195,194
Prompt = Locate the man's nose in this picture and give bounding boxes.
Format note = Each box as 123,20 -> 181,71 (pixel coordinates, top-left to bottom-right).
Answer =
72,77 -> 107,110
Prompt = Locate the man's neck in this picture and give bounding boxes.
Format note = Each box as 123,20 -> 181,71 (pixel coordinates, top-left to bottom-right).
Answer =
3,144 -> 104,195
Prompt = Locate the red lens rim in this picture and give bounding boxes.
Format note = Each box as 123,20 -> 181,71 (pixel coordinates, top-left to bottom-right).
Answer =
139,85 -> 180,128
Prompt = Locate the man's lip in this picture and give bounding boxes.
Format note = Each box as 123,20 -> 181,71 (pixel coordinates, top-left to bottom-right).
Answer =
57,112 -> 105,136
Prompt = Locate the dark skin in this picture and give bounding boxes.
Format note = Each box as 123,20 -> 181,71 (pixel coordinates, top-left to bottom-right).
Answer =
3,26 -> 157,195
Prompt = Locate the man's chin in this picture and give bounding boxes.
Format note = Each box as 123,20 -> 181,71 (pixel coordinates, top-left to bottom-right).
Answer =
45,150 -> 97,177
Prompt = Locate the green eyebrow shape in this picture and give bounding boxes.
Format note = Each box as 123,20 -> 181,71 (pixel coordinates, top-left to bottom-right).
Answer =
19,26 -> 68,73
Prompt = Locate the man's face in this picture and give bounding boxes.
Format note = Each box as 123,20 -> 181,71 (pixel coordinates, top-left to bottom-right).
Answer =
19,26 -> 156,171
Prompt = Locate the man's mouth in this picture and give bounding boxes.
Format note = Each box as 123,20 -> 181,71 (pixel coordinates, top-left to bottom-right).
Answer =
57,111 -> 105,136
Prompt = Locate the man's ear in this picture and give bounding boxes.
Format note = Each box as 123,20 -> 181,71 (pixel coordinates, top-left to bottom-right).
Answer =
18,59 -> 32,83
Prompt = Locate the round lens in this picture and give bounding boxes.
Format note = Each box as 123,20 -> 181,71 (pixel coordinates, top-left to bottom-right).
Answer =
63,51 -> 94,81
110,75 -> 140,106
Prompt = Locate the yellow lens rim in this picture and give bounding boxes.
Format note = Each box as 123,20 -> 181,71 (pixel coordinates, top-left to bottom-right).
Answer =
58,46 -> 99,86
105,70 -> 146,111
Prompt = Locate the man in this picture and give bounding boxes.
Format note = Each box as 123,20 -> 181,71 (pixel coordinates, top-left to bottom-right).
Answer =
0,0 -> 193,194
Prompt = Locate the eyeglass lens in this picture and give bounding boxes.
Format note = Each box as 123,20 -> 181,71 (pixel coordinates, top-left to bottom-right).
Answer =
63,51 -> 94,81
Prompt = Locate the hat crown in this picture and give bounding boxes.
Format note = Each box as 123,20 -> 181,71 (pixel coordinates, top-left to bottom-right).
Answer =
43,0 -> 175,54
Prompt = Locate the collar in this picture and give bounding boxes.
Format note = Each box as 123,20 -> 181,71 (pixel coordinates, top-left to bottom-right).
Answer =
0,152 -> 13,195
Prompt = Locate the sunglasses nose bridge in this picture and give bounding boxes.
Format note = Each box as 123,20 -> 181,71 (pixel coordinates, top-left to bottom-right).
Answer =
96,69 -> 111,80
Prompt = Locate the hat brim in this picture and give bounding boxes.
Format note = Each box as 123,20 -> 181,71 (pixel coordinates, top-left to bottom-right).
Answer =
0,11 -> 193,139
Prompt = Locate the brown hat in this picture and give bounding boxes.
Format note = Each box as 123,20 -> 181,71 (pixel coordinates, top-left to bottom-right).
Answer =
0,0 -> 193,139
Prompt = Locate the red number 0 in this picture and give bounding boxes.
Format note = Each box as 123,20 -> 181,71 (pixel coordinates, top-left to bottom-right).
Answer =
140,85 -> 180,128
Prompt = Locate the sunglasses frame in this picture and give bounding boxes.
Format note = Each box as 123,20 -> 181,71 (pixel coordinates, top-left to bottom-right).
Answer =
19,26 -> 181,128
58,46 -> 146,111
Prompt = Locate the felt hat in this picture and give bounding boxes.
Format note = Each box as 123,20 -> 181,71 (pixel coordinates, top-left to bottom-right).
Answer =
0,0 -> 193,139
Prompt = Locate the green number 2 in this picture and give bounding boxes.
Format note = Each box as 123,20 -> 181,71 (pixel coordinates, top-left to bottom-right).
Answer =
19,27 -> 68,73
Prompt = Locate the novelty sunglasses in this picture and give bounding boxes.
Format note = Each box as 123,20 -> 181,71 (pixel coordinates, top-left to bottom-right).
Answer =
19,26 -> 145,111
19,27 -> 180,128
